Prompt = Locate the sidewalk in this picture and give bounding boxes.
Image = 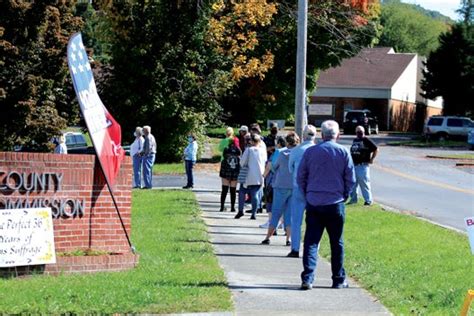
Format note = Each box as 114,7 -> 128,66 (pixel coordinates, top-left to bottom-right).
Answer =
160,170 -> 391,315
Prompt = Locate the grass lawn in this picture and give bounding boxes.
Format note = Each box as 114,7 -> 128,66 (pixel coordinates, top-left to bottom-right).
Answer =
318,202 -> 473,315
387,139 -> 468,148
152,162 -> 185,175
0,190 -> 232,314
427,153 -> 474,160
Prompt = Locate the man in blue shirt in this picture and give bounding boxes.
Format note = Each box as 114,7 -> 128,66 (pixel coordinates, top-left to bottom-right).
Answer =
297,120 -> 355,290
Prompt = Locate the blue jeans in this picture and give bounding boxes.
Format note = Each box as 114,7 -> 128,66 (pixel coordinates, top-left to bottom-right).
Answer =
142,153 -> 156,189
290,187 -> 305,252
301,202 -> 346,285
238,183 -> 248,213
246,185 -> 261,216
185,160 -> 195,187
350,164 -> 372,204
132,154 -> 143,188
270,188 -> 292,228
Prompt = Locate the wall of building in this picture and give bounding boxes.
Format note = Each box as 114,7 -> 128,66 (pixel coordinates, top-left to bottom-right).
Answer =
0,152 -> 133,254
391,56 -> 418,103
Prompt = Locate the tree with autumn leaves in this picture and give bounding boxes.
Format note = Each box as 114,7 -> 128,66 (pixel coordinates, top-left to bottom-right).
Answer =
1,0 -> 379,160
0,1 -> 83,151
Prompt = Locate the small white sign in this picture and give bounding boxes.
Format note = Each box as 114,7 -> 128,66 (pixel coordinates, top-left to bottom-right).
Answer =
308,103 -> 334,116
0,208 -> 56,267
465,217 -> 474,254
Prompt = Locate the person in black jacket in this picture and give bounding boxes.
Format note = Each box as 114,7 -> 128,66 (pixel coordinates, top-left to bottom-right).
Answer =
348,125 -> 378,206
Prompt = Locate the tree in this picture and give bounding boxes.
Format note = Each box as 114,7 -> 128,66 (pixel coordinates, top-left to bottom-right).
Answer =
379,0 -> 450,57
98,1 -> 240,161
0,1 -> 83,152
221,0 -> 381,124
458,0 -> 474,24
379,0 -> 449,56
421,23 -> 474,116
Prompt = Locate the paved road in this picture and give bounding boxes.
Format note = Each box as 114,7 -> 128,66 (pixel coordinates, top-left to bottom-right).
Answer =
338,135 -> 474,231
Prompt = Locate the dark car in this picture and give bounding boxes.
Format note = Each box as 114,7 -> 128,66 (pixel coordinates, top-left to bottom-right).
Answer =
343,110 -> 379,135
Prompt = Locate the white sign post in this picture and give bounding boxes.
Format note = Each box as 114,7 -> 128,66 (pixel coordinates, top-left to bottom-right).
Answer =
465,217 -> 474,254
0,208 -> 56,267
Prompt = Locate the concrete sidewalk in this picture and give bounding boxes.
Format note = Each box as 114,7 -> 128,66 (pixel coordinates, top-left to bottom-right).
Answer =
191,171 -> 391,316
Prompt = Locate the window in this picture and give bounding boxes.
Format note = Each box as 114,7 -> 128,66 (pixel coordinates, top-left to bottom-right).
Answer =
447,118 -> 462,127
427,118 -> 443,126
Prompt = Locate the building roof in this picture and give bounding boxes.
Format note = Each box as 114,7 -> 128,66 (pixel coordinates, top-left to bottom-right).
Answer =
316,47 -> 417,89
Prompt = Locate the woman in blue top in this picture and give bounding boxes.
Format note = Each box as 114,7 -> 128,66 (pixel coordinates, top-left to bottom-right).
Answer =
261,132 -> 300,246
183,134 -> 198,189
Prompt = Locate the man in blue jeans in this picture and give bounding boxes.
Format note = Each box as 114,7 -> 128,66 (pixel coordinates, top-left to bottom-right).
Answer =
141,125 -> 156,189
297,120 -> 355,290
349,125 -> 378,205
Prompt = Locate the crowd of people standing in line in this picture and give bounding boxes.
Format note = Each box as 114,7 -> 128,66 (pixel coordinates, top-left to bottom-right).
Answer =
216,120 -> 378,290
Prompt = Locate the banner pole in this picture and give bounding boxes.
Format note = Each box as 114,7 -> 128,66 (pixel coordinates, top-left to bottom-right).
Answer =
100,161 -> 136,254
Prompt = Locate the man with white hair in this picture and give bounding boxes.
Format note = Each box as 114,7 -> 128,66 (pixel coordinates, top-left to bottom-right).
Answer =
141,125 -> 156,189
297,120 -> 355,290
348,125 -> 378,206
287,125 -> 317,258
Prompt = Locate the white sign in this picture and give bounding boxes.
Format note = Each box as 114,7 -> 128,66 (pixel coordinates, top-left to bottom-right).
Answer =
0,208 -> 56,267
308,103 -> 334,116
466,217 -> 474,254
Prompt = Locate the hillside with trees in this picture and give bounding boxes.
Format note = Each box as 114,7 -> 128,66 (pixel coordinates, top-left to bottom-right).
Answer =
379,0 -> 451,56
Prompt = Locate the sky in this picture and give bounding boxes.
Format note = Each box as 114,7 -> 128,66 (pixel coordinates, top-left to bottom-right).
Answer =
401,0 -> 461,20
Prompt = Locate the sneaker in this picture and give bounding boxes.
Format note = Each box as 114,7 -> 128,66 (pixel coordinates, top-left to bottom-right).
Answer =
332,281 -> 349,289
250,215 -> 256,220
286,240 -> 291,246
219,207 -> 224,212
257,208 -> 263,213
245,209 -> 252,213
182,185 -> 193,189
287,251 -> 299,258
300,283 -> 312,290
261,239 -> 270,245
364,201 -> 372,206
230,208 -> 236,213
234,212 -> 244,219
273,230 -> 277,236
347,200 -> 357,205
259,222 -> 269,228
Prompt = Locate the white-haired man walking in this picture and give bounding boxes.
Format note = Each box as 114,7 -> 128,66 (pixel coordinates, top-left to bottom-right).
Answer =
141,125 -> 156,189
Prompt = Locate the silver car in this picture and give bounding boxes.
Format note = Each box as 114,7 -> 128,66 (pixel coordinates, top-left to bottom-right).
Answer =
423,116 -> 474,141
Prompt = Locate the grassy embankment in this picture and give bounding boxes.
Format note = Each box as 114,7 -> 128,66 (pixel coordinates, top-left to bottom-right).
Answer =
0,190 -> 232,314
320,202 -> 473,315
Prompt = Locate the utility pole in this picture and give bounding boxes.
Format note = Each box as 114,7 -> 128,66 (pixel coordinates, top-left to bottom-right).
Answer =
295,0 -> 308,137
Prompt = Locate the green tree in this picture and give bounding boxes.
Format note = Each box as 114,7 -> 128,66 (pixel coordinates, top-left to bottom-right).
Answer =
379,0 -> 450,56
421,23 -> 474,116
99,1 -> 235,161
0,1 -> 83,151
221,0 -> 381,124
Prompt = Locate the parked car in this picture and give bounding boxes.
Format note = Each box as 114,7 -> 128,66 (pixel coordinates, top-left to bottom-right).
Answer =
343,110 -> 379,135
423,116 -> 474,141
63,132 -> 95,154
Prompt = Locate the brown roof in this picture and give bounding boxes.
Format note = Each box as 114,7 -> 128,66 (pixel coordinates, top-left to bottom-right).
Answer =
316,47 -> 416,89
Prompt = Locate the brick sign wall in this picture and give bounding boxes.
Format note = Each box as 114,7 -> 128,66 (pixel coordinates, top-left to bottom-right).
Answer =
0,152 -> 133,254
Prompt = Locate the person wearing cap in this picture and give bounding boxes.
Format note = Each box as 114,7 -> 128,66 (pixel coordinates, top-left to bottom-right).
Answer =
348,125 -> 378,206
286,125 -> 317,257
264,122 -> 279,158
238,125 -> 249,152
218,127 -> 240,211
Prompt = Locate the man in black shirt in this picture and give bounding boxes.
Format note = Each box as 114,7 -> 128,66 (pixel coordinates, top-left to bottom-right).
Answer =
349,126 -> 378,205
